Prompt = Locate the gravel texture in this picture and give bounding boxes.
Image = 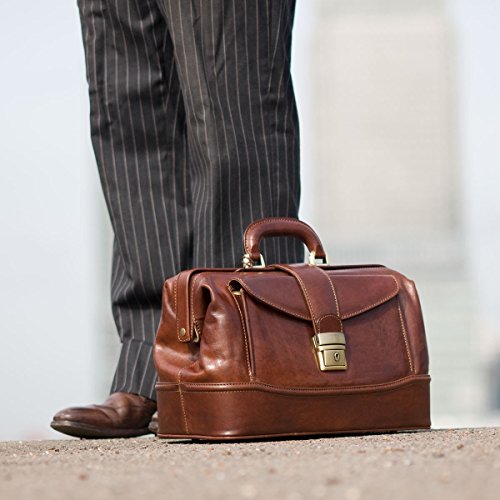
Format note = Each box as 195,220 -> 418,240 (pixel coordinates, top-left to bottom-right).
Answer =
0,428 -> 499,500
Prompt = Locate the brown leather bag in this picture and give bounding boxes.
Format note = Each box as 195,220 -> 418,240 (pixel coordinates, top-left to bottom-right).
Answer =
154,218 -> 431,439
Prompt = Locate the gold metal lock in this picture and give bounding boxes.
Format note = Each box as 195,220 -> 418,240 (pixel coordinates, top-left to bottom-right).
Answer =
312,332 -> 347,371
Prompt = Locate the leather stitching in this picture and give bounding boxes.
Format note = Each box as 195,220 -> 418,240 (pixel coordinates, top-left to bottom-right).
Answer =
230,278 -> 311,320
177,368 -> 189,434
193,319 -> 203,338
243,217 -> 298,254
229,288 -> 252,379
176,383 -> 423,396
233,275 -> 399,321
319,266 -> 385,272
174,275 -> 181,341
274,265 -> 319,332
318,267 -> 340,317
158,374 -> 429,393
339,276 -> 399,319
397,299 -> 414,373
177,358 -> 199,435
190,273 -> 203,339
240,287 -> 256,380
243,217 -> 323,258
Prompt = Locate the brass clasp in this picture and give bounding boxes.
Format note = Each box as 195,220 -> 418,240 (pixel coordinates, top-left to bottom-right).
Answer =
312,332 -> 347,371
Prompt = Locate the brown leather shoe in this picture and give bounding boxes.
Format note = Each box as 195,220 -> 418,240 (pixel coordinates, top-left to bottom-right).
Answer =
50,392 -> 157,439
148,411 -> 158,435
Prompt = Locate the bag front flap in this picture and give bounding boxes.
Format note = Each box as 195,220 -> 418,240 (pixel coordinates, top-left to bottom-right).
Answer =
229,272 -> 399,321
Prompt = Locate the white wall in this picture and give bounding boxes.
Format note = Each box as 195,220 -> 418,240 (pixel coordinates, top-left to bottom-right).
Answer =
450,0 -> 500,351
0,1 -> 107,440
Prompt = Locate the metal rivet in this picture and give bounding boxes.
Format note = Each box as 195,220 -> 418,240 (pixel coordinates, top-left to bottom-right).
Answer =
179,327 -> 186,337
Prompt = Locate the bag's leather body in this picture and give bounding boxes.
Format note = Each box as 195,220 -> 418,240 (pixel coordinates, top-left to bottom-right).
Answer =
154,218 -> 430,440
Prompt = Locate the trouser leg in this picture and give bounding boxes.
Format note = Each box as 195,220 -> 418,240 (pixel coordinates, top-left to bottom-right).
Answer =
76,0 -> 189,399
162,0 -> 302,267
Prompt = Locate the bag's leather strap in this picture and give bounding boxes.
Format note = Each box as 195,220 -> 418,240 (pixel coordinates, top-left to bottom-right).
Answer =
175,269 -> 197,342
175,263 -> 342,342
175,267 -> 243,342
269,264 -> 343,334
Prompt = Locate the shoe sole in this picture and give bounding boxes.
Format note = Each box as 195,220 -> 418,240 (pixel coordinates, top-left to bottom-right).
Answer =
50,420 -> 151,439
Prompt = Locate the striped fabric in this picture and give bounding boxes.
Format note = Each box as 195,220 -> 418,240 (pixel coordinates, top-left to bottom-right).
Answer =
76,0 -> 302,400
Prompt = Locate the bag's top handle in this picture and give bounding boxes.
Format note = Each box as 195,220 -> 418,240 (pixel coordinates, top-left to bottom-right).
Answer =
242,217 -> 328,268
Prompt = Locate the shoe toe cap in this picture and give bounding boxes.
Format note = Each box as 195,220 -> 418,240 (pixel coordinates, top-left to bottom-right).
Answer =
52,405 -> 106,425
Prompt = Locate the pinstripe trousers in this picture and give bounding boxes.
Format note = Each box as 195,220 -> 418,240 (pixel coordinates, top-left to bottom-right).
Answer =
77,0 -> 302,400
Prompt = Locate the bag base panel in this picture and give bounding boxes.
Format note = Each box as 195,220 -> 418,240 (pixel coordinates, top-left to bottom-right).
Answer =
156,376 -> 430,441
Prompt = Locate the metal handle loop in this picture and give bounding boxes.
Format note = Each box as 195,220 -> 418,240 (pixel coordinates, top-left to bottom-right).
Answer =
308,250 -> 329,266
242,251 -> 328,269
242,253 -> 266,269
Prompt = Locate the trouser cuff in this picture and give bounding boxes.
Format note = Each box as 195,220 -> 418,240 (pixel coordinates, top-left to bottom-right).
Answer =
110,338 -> 157,401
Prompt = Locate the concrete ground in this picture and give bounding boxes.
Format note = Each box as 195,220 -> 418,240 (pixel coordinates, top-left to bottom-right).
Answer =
0,428 -> 499,500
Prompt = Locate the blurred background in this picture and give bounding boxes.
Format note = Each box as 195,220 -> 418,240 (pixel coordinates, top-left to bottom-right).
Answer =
0,0 -> 499,441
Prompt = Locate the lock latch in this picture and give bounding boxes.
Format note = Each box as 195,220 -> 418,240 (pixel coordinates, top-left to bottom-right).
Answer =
312,332 -> 347,371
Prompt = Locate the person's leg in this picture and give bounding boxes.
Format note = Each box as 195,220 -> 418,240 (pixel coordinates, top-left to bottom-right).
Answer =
79,0 -> 191,400
161,0 -> 302,267
52,0 -> 188,437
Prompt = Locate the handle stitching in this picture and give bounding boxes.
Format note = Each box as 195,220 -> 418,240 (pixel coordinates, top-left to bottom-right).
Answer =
243,217 -> 324,258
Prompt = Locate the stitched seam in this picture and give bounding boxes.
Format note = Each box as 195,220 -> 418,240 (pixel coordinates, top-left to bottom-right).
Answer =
173,382 -> 424,396
340,276 -> 400,319
177,375 -> 428,389
164,375 -> 428,392
330,264 -> 390,276
230,278 -> 310,320
232,275 -> 399,322
233,278 -> 396,322
275,265 -> 318,331
286,269 -> 318,330
193,319 -> 203,338
243,217 -> 298,254
190,274 -> 203,339
174,275 -> 181,341
177,367 -> 189,434
243,218 -> 320,257
318,267 -> 340,316
240,288 -> 256,380
229,288 -> 252,379
397,298 -> 414,373
177,358 -> 199,435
